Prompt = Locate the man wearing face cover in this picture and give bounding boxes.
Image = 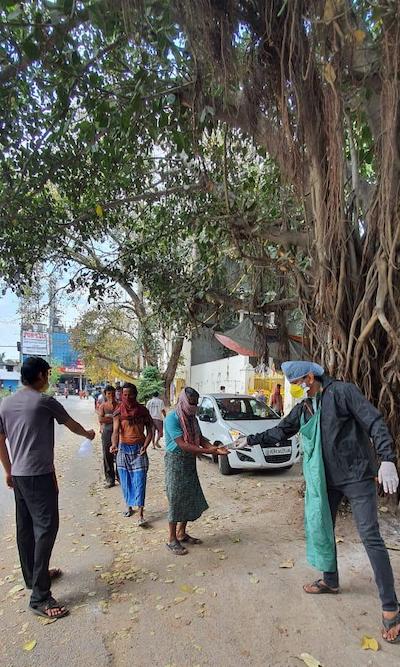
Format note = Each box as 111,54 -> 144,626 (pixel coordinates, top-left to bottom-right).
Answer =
233,360 -> 400,645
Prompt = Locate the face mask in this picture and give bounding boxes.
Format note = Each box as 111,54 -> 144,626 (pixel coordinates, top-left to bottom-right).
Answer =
290,383 -> 309,399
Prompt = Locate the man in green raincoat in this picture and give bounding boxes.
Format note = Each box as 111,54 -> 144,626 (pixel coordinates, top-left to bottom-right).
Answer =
234,361 -> 400,645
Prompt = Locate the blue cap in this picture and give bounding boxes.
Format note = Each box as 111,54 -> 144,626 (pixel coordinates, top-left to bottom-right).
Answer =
281,360 -> 325,382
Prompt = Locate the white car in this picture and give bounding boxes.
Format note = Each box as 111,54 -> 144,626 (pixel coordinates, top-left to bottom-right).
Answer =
197,393 -> 300,475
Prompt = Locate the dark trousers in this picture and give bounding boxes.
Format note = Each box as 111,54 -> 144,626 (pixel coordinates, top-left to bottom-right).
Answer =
13,473 -> 59,606
323,479 -> 398,611
102,428 -> 118,484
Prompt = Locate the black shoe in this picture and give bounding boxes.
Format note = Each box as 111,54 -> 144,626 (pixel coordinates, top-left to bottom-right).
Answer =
104,481 -> 115,488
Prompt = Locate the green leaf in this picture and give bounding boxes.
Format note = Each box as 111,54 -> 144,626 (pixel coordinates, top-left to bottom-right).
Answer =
21,37 -> 41,60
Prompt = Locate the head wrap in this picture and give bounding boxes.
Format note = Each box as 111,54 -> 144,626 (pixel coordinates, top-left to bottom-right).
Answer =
114,392 -> 148,423
175,389 -> 202,447
281,360 -> 325,383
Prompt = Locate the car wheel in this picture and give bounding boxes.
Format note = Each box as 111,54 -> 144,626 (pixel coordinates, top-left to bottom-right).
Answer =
218,452 -> 233,475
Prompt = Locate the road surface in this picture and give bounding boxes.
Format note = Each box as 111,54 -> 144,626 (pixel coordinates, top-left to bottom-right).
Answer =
0,397 -> 399,666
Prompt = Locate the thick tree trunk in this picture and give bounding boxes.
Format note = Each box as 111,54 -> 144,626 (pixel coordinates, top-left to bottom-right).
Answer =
162,337 -> 184,406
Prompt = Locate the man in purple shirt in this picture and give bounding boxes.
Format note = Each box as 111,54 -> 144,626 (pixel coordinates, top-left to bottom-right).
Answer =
0,357 -> 95,620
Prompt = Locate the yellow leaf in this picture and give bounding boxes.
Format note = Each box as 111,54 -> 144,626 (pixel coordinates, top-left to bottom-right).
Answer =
23,640 -> 37,652
385,542 -> 400,551
180,584 -> 194,594
95,204 -> 103,217
353,29 -> 366,44
299,653 -> 323,667
361,635 -> 379,651
280,559 -> 295,569
324,63 -> 336,84
174,596 -> 186,604
250,575 -> 260,584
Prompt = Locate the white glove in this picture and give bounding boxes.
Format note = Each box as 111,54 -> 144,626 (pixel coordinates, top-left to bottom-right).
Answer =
231,436 -> 248,449
378,462 -> 399,494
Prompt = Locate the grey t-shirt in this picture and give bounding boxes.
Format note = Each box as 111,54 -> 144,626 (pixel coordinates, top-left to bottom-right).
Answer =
0,388 -> 70,476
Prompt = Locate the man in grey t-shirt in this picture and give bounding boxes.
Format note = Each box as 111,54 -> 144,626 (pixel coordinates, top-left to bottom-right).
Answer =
0,356 -> 95,620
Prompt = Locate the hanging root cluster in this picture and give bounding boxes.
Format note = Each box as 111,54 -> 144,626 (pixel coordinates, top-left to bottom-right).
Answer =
117,0 -> 400,458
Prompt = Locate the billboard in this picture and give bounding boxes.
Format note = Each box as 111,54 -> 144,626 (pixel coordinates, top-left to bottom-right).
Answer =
22,331 -> 49,356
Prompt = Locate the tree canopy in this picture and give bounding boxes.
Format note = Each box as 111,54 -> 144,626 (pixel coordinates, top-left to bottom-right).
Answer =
1,1 -> 399,453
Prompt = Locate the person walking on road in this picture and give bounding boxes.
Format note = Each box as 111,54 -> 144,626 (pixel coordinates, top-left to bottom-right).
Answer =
0,356 -> 95,620
146,391 -> 166,449
98,385 -> 119,488
233,360 -> 400,645
164,387 -> 229,556
110,383 -> 153,526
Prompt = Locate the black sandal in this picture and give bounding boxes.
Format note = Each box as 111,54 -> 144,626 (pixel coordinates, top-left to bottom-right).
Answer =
166,540 -> 188,556
382,611 -> 400,644
303,579 -> 339,594
180,533 -> 203,545
30,596 -> 69,619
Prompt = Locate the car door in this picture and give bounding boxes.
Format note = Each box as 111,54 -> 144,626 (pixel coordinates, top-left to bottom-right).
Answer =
197,397 -> 218,442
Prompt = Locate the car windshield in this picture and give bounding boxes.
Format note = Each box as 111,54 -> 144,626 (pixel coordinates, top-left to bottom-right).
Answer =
215,397 -> 278,421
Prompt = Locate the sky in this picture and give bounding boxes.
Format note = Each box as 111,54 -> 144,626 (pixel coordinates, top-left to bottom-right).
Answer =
0,286 -> 89,361
0,289 -> 20,359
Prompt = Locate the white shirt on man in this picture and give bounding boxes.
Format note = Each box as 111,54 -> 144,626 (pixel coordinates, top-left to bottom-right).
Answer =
146,397 -> 165,420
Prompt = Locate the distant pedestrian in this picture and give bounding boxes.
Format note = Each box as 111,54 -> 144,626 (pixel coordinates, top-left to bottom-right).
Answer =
163,387 -> 229,555
0,356 -> 95,620
63,386 -> 69,399
146,391 -> 166,449
270,384 -> 283,416
98,385 -> 119,488
110,383 -> 153,526
115,381 -> 122,402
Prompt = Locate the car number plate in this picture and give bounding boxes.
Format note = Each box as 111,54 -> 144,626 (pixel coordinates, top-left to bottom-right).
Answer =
264,446 -> 291,456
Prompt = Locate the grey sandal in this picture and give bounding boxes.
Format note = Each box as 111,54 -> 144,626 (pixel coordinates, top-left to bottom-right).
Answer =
166,540 -> 188,556
382,611 -> 400,644
30,596 -> 69,619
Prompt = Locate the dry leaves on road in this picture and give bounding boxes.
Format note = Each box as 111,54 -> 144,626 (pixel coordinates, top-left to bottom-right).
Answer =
360,635 -> 379,651
299,652 -> 323,667
280,559 -> 295,568
23,639 -> 37,652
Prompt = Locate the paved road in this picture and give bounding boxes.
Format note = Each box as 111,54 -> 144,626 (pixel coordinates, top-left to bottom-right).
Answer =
0,398 -> 399,666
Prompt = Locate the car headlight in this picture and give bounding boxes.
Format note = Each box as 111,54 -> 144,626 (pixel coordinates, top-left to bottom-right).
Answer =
229,429 -> 245,440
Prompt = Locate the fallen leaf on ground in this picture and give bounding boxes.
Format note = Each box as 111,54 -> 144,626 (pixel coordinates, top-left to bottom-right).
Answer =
211,548 -> 224,554
17,622 -> 29,635
379,506 -> 389,513
39,617 -> 57,625
180,584 -> 194,594
361,635 -> 379,651
280,559 -> 295,568
164,579 -> 174,584
195,571 -> 205,577
299,652 -> 323,667
23,639 -> 37,652
230,537 -> 241,543
250,575 -> 260,584
385,543 -> 400,552
7,584 -> 24,597
174,596 -> 186,604
335,537 -> 344,544
156,604 -> 165,611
